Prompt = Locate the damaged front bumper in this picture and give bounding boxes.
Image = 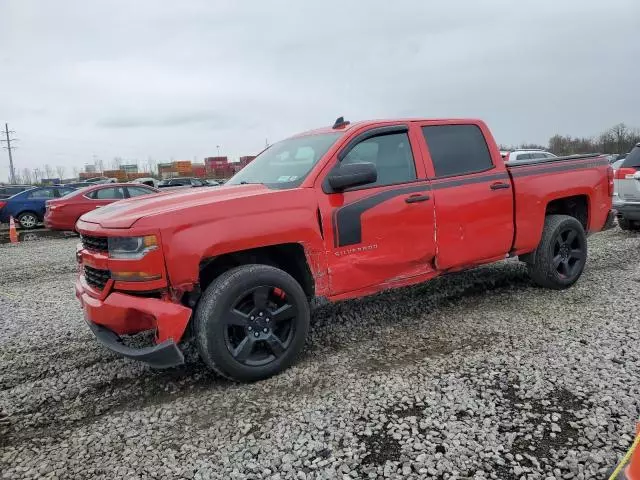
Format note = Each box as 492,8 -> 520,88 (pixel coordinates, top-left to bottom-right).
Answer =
76,276 -> 192,369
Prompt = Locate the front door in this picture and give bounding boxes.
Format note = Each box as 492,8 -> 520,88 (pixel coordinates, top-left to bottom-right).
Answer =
318,126 -> 437,296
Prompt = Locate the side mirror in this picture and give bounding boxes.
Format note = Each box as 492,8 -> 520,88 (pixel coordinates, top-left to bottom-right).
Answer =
327,162 -> 377,192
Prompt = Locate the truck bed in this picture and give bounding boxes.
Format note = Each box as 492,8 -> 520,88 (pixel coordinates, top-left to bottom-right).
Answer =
505,152 -> 610,255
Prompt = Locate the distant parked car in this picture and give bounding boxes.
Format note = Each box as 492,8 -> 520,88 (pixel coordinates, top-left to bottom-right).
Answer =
84,177 -> 116,184
44,183 -> 158,231
501,149 -> 557,163
0,185 -> 32,199
58,182 -> 94,189
613,143 -> 640,231
129,177 -> 160,188
157,177 -> 210,189
0,186 -> 76,228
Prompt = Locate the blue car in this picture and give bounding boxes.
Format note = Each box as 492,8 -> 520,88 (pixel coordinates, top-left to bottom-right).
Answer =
0,186 -> 76,229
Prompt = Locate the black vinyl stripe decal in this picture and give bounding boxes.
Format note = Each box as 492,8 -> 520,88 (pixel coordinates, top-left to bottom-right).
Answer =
333,183 -> 430,247
431,172 -> 509,188
332,158 -> 607,248
509,159 -> 608,177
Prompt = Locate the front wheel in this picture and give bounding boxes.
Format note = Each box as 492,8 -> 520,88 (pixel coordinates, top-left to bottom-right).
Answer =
194,264 -> 310,382
527,214 -> 587,290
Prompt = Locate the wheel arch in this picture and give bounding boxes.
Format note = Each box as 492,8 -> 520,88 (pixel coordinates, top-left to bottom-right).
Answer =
544,194 -> 589,231
198,243 -> 315,300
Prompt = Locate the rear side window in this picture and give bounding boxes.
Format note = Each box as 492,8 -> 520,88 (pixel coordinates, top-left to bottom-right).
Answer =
516,153 -> 532,161
127,186 -> 154,197
622,146 -> 640,168
421,125 -> 493,177
91,187 -> 125,199
27,188 -> 55,199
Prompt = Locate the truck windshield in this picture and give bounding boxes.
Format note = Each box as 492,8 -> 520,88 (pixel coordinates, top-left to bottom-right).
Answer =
227,133 -> 342,188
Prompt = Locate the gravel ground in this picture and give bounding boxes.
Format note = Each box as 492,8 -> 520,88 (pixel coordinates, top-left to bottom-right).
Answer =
1,228 -> 639,480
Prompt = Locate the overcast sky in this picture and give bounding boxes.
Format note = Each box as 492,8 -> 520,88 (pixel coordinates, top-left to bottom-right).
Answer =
1,0 -> 639,181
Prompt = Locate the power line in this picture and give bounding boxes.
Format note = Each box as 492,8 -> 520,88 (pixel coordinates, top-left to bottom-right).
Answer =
1,123 -> 18,184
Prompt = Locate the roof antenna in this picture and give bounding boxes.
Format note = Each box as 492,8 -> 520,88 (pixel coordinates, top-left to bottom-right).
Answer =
332,116 -> 350,129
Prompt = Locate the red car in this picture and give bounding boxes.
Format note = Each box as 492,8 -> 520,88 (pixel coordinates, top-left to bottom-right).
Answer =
45,183 -> 158,231
75,117 -> 614,381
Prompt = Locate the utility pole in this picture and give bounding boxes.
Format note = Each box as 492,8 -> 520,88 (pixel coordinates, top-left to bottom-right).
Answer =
1,123 -> 18,184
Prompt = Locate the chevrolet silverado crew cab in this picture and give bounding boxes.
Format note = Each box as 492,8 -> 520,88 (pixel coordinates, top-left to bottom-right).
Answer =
75,117 -> 615,382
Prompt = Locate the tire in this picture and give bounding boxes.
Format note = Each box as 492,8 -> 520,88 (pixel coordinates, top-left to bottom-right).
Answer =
194,264 -> 310,382
527,214 -> 587,290
17,212 -> 39,229
618,217 -> 639,231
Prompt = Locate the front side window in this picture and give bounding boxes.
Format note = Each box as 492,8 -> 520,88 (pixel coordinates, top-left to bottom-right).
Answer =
57,188 -> 75,197
530,152 -> 546,159
27,188 -> 55,199
422,124 -> 494,177
341,132 -> 417,187
227,132 -> 343,188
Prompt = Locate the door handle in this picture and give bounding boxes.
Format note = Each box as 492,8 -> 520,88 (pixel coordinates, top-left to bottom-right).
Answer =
490,182 -> 510,190
405,194 -> 430,203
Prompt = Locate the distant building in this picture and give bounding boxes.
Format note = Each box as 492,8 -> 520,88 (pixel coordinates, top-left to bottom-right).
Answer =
239,156 -> 256,167
121,164 -> 138,174
84,164 -> 97,173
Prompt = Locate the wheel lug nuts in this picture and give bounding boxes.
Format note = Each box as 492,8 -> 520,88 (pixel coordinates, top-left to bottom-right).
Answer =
254,332 -> 259,337
259,312 -> 263,317
248,326 -> 252,331
265,318 -> 270,323
250,316 -> 254,320
263,328 -> 268,333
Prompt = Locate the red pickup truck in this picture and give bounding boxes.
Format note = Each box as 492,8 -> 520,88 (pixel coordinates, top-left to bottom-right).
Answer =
75,117 -> 615,381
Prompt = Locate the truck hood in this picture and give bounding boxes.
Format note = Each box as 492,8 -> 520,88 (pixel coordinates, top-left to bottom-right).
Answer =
80,184 -> 268,228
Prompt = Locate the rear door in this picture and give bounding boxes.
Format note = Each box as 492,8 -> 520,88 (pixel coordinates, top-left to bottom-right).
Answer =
418,122 -> 514,270
616,145 -> 640,202
25,187 -> 56,217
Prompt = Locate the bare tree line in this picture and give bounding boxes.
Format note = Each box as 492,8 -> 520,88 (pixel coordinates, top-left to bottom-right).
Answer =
7,124 -> 640,185
9,157 -> 159,185
502,123 -> 640,156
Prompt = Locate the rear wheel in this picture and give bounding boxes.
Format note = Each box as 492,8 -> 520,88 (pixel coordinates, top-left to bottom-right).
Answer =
618,217 -> 640,231
527,214 -> 587,290
17,212 -> 39,229
195,264 -> 310,382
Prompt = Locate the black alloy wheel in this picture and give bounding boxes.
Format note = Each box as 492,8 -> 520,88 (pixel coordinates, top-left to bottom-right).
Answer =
551,227 -> 585,279
195,264 -> 310,382
527,214 -> 588,290
224,286 -> 297,367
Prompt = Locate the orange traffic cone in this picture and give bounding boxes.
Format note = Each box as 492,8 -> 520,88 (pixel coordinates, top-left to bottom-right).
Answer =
8,216 -> 18,244
625,425 -> 640,480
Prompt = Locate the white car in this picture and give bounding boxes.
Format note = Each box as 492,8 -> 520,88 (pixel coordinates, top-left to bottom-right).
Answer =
129,177 -> 159,188
501,149 -> 557,163
613,143 -> 640,231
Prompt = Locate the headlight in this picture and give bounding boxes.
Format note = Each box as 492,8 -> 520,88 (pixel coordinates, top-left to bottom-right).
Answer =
108,235 -> 158,259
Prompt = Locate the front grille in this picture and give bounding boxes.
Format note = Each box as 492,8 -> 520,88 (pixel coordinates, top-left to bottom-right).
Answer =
82,235 -> 108,252
84,265 -> 111,291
